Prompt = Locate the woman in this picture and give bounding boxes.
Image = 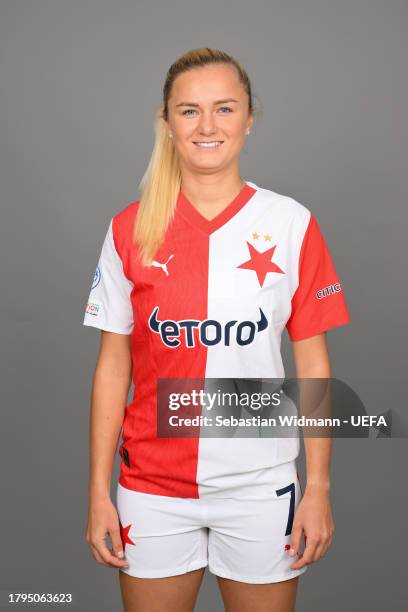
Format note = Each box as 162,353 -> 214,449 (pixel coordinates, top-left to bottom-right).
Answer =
83,48 -> 351,612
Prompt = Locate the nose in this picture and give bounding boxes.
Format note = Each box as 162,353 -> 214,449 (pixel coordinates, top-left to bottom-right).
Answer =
197,110 -> 217,136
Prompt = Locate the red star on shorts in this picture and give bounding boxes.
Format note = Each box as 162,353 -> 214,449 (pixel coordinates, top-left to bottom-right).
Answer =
237,242 -> 284,287
119,520 -> 136,547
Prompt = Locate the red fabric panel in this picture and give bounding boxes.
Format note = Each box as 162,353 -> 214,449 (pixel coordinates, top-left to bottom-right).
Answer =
286,213 -> 351,341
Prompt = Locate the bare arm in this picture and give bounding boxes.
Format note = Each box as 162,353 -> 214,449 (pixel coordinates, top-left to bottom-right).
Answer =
85,330 -> 132,569
292,332 -> 332,493
88,330 -> 132,500
288,332 -> 335,570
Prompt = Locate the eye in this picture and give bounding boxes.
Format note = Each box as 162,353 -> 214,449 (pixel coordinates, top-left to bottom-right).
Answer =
181,106 -> 233,116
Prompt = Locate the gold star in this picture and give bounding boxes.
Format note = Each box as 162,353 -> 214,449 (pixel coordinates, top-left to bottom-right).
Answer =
252,231 -> 260,240
264,234 -> 272,241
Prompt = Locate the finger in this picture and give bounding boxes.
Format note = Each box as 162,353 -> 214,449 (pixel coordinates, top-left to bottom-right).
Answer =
94,536 -> 129,568
288,523 -> 303,558
110,527 -> 127,561
90,544 -> 111,567
315,532 -> 333,561
291,537 -> 318,569
288,530 -> 306,569
313,539 -> 328,562
87,532 -> 111,567
302,538 -> 320,565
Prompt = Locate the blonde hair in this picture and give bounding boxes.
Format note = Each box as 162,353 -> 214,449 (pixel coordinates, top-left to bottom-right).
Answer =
133,47 -> 257,266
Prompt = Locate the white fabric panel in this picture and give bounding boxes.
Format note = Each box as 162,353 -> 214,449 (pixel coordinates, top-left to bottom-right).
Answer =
83,218 -> 134,334
196,185 -> 311,497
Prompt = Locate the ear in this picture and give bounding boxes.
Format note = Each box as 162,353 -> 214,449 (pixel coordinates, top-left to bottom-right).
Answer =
159,105 -> 170,132
161,115 -> 170,131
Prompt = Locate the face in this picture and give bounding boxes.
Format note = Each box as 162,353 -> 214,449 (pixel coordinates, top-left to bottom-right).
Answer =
165,64 -> 253,174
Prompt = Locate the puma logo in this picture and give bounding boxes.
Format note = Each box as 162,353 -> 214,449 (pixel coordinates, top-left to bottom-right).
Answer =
151,254 -> 174,276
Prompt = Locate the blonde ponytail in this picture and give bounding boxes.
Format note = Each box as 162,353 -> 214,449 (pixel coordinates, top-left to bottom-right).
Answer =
132,105 -> 181,266
133,47 -> 256,267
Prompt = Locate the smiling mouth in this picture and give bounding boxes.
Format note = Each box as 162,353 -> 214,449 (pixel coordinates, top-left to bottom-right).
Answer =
192,141 -> 224,148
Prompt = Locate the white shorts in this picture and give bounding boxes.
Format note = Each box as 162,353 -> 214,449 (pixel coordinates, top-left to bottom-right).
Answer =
116,460 -> 308,584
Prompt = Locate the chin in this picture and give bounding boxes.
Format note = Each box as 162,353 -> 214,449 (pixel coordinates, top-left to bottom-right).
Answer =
191,160 -> 226,171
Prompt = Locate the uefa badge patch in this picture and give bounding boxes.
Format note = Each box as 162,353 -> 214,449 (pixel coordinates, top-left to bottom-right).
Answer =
91,265 -> 101,290
86,299 -> 102,317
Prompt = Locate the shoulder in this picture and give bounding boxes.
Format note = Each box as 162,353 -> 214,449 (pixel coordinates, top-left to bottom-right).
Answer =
112,199 -> 141,228
110,199 -> 141,255
111,198 -> 141,234
249,182 -> 312,230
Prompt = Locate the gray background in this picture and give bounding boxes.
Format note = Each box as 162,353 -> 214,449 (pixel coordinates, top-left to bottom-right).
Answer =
1,0 -> 406,610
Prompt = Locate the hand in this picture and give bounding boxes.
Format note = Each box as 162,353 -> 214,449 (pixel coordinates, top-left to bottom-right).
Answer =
85,495 -> 130,569
288,484 -> 334,570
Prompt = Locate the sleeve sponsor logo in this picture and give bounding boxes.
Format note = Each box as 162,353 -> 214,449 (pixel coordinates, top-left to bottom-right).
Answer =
91,265 -> 101,289
85,299 -> 102,317
316,283 -> 342,300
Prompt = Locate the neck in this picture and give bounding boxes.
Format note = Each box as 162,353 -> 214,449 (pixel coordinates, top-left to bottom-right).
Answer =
180,167 -> 245,207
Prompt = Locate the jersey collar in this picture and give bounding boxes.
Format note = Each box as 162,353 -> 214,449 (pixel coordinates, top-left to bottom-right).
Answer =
177,181 -> 257,235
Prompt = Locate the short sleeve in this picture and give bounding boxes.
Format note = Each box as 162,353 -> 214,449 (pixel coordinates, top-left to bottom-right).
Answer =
83,218 -> 134,334
286,213 -> 351,341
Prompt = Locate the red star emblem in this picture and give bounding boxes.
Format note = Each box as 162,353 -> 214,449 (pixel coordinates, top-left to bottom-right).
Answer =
119,520 -> 136,547
237,242 -> 284,287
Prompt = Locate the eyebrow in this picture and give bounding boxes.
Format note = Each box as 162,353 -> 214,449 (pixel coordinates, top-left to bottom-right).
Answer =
175,98 -> 239,108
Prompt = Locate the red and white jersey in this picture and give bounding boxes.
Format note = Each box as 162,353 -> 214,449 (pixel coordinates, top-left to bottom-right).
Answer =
83,181 -> 351,498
